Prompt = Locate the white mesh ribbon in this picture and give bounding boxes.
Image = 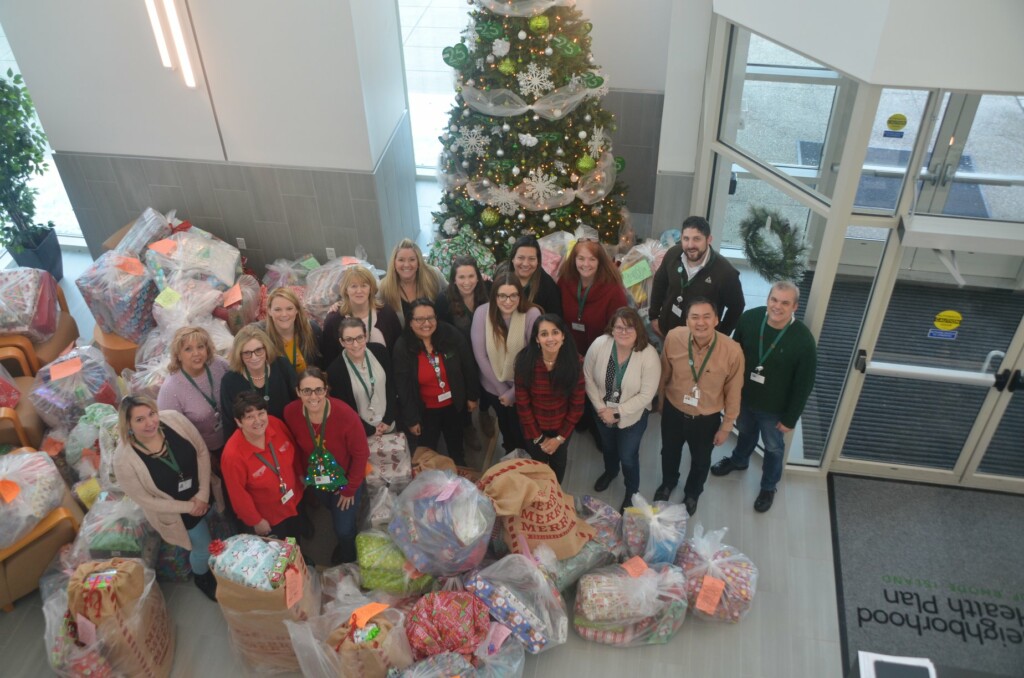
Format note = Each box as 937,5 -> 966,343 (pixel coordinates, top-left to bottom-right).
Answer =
575,151 -> 617,205
437,155 -> 469,191
461,152 -> 616,214
461,82 -> 591,121
473,0 -> 575,17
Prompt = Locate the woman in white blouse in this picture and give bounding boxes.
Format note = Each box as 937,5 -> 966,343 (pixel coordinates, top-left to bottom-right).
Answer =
326,317 -> 396,436
583,307 -> 661,511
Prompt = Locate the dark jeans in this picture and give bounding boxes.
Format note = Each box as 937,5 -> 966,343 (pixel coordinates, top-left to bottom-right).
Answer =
481,390 -> 525,452
266,515 -> 303,541
314,484 -> 364,564
417,403 -> 466,465
525,431 -> 569,484
659,400 -> 721,500
594,409 -> 650,499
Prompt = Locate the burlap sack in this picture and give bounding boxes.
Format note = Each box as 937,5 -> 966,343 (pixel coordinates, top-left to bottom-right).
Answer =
411,447 -> 481,483
327,609 -> 412,678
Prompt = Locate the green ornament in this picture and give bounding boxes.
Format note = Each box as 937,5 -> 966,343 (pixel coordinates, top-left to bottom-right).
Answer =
584,73 -> 605,89
442,43 -> 470,68
614,156 -> 626,172
582,21 -> 593,33
481,208 -> 500,226
529,15 -> 550,33
577,155 -> 597,173
498,58 -> 516,75
478,22 -> 503,40
551,35 -> 581,57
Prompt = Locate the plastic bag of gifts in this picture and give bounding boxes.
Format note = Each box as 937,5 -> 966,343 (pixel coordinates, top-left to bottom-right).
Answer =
210,534 -> 321,673
114,207 -> 173,258
622,493 -> 689,565
0,451 -> 65,549
151,277 -> 224,327
29,345 -> 121,431
120,358 -> 168,401
536,230 -> 574,280
427,225 -> 497,277
533,540 -> 615,593
285,578 -> 415,678
675,524 -> 758,623
62,558 -> 175,677
356,530 -> 434,596
388,470 -> 495,577
359,480 -> 402,532
397,631 -> 526,678
573,557 -> 688,647
0,267 -> 60,343
619,239 -> 668,316
144,227 -> 242,291
76,252 -> 159,342
0,362 -> 19,409
365,432 -> 412,489
70,495 -> 159,566
263,254 -> 319,291
214,273 -> 263,333
576,494 -> 625,557
65,403 -> 117,479
466,554 -> 568,654
405,591 -> 491,663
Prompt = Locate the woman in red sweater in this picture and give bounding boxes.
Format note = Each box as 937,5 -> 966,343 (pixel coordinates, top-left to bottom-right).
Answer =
556,239 -> 627,356
283,367 -> 369,565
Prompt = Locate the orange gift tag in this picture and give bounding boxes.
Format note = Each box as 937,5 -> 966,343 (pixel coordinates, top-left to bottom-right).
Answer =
50,357 -> 83,381
695,575 -> 726,614
42,436 -> 65,457
0,479 -> 20,503
341,256 -> 360,266
351,602 -> 389,628
148,239 -> 177,255
621,556 -> 648,578
115,257 -> 145,275
365,462 -> 374,476
222,283 -> 242,307
284,565 -> 303,608
82,448 -> 100,470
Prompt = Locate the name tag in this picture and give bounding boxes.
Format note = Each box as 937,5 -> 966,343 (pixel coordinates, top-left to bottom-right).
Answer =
683,395 -> 699,407
750,371 -> 766,384
315,475 -> 331,486
671,305 -> 682,317
571,322 -> 586,332
178,477 -> 193,492
280,488 -> 295,504
437,391 -> 453,403
604,401 -> 620,410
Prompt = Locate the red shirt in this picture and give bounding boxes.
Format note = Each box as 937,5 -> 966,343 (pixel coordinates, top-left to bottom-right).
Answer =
221,416 -> 304,528
417,350 -> 452,410
515,355 -> 586,440
283,397 -> 369,498
558,278 -> 628,355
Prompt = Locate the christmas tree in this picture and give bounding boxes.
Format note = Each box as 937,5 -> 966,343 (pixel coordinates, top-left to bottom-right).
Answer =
432,0 -> 629,263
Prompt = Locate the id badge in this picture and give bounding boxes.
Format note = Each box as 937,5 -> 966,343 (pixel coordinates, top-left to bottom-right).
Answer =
280,488 -> 295,504
571,322 -> 586,332
750,371 -> 766,384
315,475 -> 331,486
213,419 -> 222,431
178,477 -> 193,492
437,391 -> 453,403
604,401 -> 620,411
671,305 -> 682,317
683,394 -> 699,407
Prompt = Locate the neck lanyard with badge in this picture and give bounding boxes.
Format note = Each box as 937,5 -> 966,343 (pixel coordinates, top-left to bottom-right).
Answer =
426,349 -> 452,403
684,331 -> 717,407
138,435 -> 193,493
608,347 -> 631,405
254,441 -> 294,504
573,279 -> 591,332
345,351 -> 377,416
290,337 -> 299,370
182,365 -> 221,431
671,249 -> 714,318
245,363 -> 271,402
751,311 -> 793,384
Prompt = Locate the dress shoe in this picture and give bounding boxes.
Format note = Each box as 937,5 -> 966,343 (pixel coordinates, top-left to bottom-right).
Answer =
710,457 -> 748,477
754,489 -> 776,513
683,495 -> 698,516
193,571 -> 218,601
594,472 -> 616,492
620,493 -> 634,513
653,483 -> 675,502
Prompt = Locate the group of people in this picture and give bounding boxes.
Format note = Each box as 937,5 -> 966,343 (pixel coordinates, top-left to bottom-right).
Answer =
107,214 -> 817,603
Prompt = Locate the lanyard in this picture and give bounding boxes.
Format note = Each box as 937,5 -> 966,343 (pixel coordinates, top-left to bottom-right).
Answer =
757,311 -> 793,367
182,365 -> 217,411
290,338 -> 298,369
576,280 -> 592,322
135,435 -> 182,479
611,347 -> 631,394
254,441 -> 288,494
426,350 -> 447,390
304,402 -> 330,453
688,332 -> 717,385
364,310 -> 373,339
677,249 -> 714,290
345,352 -> 376,401
244,363 -> 271,402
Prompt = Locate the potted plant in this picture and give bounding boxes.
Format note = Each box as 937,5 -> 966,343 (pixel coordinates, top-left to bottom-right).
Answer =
0,68 -> 62,281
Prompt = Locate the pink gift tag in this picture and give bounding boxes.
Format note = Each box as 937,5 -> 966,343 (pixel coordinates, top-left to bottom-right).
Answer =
484,621 -> 512,655
435,479 -> 459,502
76,614 -> 97,646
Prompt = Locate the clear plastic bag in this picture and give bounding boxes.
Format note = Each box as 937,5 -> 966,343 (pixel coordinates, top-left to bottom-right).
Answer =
474,629 -> 526,677
70,495 -> 159,566
359,481 -> 403,532
114,207 -> 172,258
150,277 -> 223,327
76,252 -> 159,342
537,231 -> 577,280
398,652 -> 474,677
575,495 -> 625,557
622,493 -> 689,565
619,239 -> 667,314
574,561 -> 688,646
217,274 -> 263,332
144,228 -> 241,291
0,451 -> 65,548
263,255 -> 316,291
29,345 -> 121,431
65,403 -> 117,476
0,267 -> 59,343
44,586 -> 119,678
405,591 -> 491,661
534,539 -> 616,592
676,524 -> 759,623
304,254 -> 379,324
365,433 -> 412,488
120,359 -> 167,401
388,470 -> 496,577
0,361 -> 19,409
356,530 -> 434,596
466,554 -> 568,654
96,411 -> 122,491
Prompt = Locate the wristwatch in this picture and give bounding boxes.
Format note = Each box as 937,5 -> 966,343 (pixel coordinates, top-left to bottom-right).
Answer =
554,435 -> 565,444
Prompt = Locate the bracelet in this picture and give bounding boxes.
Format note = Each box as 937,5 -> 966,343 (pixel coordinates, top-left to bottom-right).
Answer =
533,435 -> 544,445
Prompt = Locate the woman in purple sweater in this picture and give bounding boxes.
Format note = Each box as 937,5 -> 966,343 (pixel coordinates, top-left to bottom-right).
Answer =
158,326 -> 231,458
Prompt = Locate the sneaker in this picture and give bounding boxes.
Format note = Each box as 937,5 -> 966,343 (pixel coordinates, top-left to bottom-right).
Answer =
754,489 -> 776,513
193,571 -> 217,601
710,457 -> 748,477
593,472 -> 616,492
683,495 -> 698,516
653,483 -> 675,502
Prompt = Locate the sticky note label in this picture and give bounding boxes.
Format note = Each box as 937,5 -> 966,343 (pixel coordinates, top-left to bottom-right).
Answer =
76,614 -> 97,646
115,258 -> 145,276
621,259 -> 653,287
299,256 -> 319,271
351,602 -> 389,628
435,480 -> 459,502
621,556 -> 648,578
695,575 -> 726,614
50,357 -> 83,381
222,283 -> 243,307
154,287 -> 181,308
0,479 -> 20,503
148,239 -> 177,255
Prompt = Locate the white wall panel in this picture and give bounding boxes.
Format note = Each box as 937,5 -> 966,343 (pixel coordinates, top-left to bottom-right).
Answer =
350,0 -> 408,166
577,0 -> 672,92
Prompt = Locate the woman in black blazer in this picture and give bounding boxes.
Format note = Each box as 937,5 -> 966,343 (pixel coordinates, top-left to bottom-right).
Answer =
327,317 -> 398,437
393,298 -> 479,465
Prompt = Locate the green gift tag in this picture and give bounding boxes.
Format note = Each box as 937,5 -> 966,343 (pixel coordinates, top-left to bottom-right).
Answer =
442,43 -> 470,68
477,22 -> 503,40
621,259 -> 653,287
615,156 -> 626,172
584,73 -> 605,89
299,256 -> 319,270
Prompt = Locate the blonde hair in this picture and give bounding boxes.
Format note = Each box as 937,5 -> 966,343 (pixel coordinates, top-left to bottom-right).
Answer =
379,239 -> 440,317
265,287 -> 319,364
118,395 -> 159,445
166,326 -> 214,374
229,326 -> 278,372
337,265 -> 383,316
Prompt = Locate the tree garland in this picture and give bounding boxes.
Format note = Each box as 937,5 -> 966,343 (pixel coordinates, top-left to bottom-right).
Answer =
739,206 -> 807,283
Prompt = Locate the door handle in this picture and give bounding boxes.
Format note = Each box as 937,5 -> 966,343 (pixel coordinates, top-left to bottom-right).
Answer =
994,369 -> 1011,392
1009,370 -> 1022,393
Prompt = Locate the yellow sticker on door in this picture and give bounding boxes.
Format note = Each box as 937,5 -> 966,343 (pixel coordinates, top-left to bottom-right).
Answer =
933,310 -> 962,331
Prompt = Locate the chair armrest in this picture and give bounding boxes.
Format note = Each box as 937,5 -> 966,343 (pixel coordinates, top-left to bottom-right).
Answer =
0,407 -> 30,448
0,335 -> 39,374
55,285 -> 70,313
0,346 -> 31,377
0,508 -> 80,562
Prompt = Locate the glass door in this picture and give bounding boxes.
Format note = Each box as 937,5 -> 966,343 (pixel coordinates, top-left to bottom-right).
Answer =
963,347 -> 1024,492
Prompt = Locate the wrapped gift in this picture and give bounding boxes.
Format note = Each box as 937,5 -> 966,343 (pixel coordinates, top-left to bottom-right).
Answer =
388,470 -> 495,577
121,358 -> 168,401
209,534 -> 300,591
427,226 -> 497,277
76,251 -> 159,342
356,530 -> 434,596
676,524 -> 758,623
44,587 -> 117,678
29,345 -> 121,432
65,403 -> 116,473
0,452 -> 65,548
0,362 -> 19,409
0,267 -> 59,343
71,495 -> 159,566
114,207 -> 172,258
144,228 -> 241,291
466,554 -> 568,654
575,495 -> 625,556
365,432 -> 412,488
622,493 -> 689,565
406,591 -> 490,661
535,539 -> 616,592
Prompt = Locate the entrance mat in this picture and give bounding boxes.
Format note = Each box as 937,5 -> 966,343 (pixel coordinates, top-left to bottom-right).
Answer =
828,473 -> 1024,676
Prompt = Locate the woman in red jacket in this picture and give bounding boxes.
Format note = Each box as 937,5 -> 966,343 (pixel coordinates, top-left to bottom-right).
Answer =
556,239 -> 627,355
283,367 -> 369,565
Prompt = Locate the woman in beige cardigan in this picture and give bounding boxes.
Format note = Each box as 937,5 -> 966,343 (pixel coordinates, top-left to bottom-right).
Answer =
583,307 -> 662,512
113,395 -> 218,600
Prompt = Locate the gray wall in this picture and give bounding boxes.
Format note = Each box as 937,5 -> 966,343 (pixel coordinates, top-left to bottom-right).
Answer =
601,89 -> 664,219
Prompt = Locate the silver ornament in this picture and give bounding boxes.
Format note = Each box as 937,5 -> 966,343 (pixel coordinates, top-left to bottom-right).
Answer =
512,166 -> 521,176
496,149 -> 505,157
542,214 -> 551,222
462,160 -> 470,168
584,114 -> 592,122
517,213 -> 526,221
518,30 -> 527,40
482,179 -> 491,187
555,147 -> 564,156
533,115 -> 540,121
578,131 -> 588,139
502,123 -> 511,132
545,47 -> 553,56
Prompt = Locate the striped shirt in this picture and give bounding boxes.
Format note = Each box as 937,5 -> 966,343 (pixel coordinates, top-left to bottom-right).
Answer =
515,355 -> 586,440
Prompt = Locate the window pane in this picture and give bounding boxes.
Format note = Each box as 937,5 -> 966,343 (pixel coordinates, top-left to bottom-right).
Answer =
952,94 -> 1024,223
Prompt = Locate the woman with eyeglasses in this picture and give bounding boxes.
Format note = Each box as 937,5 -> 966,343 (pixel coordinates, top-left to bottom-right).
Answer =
327,317 -> 397,436
508,235 -> 562,316
378,239 -> 447,326
436,255 -> 491,345
471,272 -> 539,452
557,239 -> 628,356
514,314 -> 585,483
321,265 -> 401,367
114,396 -> 218,600
263,287 -> 322,374
584,308 -> 661,511
221,391 -> 304,540
283,368 -> 368,564
393,299 -> 479,466
158,326 -> 230,458
220,326 -> 298,438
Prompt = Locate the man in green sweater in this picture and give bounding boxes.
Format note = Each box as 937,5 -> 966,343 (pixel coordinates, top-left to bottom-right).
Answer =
710,280 -> 817,512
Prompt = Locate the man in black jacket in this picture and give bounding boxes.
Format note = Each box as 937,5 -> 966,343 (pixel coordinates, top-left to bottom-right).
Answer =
649,216 -> 745,337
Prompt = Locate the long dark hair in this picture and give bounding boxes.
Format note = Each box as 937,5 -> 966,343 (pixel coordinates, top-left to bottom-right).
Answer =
487,272 -> 532,347
446,255 -> 488,318
402,298 -> 438,354
515,313 -> 579,392
509,235 -> 543,303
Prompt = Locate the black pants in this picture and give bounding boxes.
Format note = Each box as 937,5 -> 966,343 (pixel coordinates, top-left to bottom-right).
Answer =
481,390 -> 525,452
525,431 -> 569,484
418,404 -> 466,465
659,400 -> 721,500
266,515 -> 303,541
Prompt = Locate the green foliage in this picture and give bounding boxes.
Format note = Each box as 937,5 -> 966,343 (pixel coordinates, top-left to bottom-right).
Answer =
0,68 -> 53,251
739,205 -> 807,283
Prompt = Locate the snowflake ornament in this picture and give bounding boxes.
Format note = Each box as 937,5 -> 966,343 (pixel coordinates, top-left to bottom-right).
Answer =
522,170 -> 560,202
489,185 -> 521,216
517,63 -> 555,98
553,160 -> 569,174
492,38 -> 510,57
463,20 -> 479,45
442,217 -> 459,235
454,125 -> 489,157
518,133 -> 539,147
588,127 -> 607,158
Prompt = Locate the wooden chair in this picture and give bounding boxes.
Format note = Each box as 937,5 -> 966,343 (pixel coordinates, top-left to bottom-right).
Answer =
0,284 -> 80,375
0,346 -> 46,449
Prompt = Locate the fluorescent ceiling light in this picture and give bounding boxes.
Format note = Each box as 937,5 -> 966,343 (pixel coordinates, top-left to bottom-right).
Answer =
162,0 -> 196,88
144,0 -> 172,68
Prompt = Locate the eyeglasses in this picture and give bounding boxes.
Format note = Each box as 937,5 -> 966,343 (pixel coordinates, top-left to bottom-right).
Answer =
496,293 -> 520,302
299,387 -> 327,397
612,325 -> 636,334
240,346 -> 266,359
411,316 -> 436,325
341,335 -> 367,345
